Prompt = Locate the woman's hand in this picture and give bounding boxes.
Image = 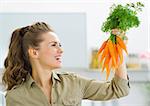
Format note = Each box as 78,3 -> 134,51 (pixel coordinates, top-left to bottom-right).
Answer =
112,28 -> 128,44
111,28 -> 121,35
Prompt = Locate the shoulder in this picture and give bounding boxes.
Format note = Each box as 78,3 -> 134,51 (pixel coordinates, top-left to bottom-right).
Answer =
5,83 -> 25,99
55,71 -> 75,75
5,84 -> 26,105
53,71 -> 80,82
55,71 -> 78,78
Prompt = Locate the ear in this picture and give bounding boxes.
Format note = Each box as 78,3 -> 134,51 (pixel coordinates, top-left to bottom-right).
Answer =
28,48 -> 39,59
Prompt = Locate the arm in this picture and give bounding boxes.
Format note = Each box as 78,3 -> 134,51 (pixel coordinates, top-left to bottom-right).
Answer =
77,72 -> 130,101
115,61 -> 128,80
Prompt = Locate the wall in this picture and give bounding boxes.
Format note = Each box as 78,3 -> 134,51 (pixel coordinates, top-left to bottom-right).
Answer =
0,13 -> 87,68
0,0 -> 149,68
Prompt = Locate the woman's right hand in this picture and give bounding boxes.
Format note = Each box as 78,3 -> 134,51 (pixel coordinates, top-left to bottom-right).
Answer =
111,28 -> 128,45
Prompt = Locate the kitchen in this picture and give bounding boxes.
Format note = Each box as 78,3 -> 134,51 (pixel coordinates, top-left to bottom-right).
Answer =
0,0 -> 150,106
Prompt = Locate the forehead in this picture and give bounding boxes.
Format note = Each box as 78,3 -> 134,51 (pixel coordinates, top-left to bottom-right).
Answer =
41,31 -> 60,42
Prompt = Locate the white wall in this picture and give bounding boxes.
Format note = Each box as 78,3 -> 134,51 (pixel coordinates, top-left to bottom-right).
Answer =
0,0 -> 149,68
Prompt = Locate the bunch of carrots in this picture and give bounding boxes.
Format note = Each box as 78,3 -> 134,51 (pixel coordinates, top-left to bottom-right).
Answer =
97,31 -> 128,80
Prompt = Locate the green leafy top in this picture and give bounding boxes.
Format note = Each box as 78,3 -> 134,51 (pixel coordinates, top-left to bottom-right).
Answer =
101,2 -> 144,32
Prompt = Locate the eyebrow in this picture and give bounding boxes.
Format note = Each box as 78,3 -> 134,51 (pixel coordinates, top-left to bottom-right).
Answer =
48,41 -> 60,44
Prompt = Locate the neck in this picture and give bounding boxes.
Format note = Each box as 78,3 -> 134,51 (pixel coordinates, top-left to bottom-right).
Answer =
31,65 -> 53,88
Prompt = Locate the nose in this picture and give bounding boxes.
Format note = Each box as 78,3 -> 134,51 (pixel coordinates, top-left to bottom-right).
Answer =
57,46 -> 63,54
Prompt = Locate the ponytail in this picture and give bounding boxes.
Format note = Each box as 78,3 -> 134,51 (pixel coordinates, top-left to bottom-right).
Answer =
3,28 -> 30,90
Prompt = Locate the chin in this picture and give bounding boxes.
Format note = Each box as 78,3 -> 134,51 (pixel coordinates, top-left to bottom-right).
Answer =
48,63 -> 62,70
53,65 -> 62,69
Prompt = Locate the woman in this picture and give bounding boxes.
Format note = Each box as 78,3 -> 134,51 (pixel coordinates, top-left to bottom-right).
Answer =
2,22 -> 130,106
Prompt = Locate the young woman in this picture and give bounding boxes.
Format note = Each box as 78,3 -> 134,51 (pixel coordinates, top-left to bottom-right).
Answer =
2,22 -> 130,106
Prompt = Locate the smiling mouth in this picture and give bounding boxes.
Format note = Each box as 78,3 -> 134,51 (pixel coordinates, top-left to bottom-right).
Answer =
55,56 -> 62,62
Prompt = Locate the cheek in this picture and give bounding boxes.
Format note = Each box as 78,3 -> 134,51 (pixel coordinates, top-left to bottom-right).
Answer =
45,50 -> 51,55
43,50 -> 53,58
39,48 -> 55,60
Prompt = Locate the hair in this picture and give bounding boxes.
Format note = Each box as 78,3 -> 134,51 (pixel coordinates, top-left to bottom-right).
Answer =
2,22 -> 54,90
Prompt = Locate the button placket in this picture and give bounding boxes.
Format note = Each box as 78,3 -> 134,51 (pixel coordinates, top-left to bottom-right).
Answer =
34,84 -> 50,106
51,79 -> 57,106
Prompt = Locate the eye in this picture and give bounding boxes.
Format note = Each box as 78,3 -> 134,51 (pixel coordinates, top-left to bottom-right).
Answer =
59,43 -> 62,47
48,42 -> 62,48
52,44 -> 57,46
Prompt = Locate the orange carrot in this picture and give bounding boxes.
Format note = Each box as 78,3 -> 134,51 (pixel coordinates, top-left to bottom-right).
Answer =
109,58 -> 116,73
97,35 -> 128,80
105,55 -> 111,80
106,64 -> 111,80
110,57 -> 114,70
99,43 -> 109,66
116,43 -> 123,65
113,43 -> 118,66
108,58 -> 112,71
108,39 -> 117,68
116,36 -> 128,54
97,40 -> 108,55
101,51 -> 111,72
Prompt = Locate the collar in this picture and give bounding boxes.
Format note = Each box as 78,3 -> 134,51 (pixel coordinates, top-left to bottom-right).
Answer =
25,71 -> 62,88
25,73 -> 35,88
52,71 -> 61,81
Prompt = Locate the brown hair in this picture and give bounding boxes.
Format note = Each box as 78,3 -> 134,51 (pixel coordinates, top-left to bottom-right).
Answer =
2,22 -> 53,90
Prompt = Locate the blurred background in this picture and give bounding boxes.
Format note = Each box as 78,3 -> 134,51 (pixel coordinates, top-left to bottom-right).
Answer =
0,0 -> 150,106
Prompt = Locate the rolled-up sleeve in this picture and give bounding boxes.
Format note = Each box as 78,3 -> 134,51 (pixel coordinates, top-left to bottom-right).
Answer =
77,75 -> 130,101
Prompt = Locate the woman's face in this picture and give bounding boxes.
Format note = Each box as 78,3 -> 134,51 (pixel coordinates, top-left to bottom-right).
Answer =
37,31 -> 63,70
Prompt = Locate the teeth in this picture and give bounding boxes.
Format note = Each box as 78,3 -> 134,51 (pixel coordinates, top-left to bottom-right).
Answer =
55,56 -> 61,61
56,57 -> 60,60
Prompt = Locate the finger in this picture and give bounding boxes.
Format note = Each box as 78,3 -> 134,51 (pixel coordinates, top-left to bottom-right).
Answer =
111,29 -> 120,35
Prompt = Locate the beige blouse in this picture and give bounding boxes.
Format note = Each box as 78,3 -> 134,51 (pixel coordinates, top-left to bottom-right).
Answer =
6,71 -> 130,106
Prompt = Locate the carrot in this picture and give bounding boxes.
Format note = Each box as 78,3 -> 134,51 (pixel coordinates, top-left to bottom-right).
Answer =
97,40 -> 108,56
97,34 -> 128,80
109,58 -> 116,73
116,36 -> 128,54
106,64 -> 111,80
105,55 -> 111,80
116,43 -> 123,65
101,51 -> 111,72
108,58 -> 112,71
113,43 -> 118,67
108,39 -> 117,68
110,57 -> 114,70
99,43 -> 109,66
